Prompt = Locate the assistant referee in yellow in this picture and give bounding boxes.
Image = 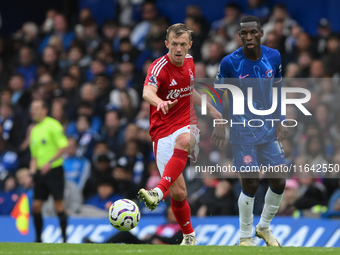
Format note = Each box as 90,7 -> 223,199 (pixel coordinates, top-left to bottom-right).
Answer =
29,100 -> 69,243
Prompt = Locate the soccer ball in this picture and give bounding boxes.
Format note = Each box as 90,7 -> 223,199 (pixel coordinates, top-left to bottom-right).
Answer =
108,199 -> 141,231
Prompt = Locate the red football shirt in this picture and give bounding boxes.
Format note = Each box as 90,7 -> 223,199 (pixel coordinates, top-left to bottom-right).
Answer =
144,54 -> 198,141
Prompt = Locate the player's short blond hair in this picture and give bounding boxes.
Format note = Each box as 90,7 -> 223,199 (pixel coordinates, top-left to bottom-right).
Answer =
166,23 -> 192,42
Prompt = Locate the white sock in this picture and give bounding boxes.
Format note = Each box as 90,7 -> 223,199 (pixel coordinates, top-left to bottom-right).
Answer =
259,188 -> 284,229
238,191 -> 255,239
154,187 -> 163,200
184,231 -> 195,237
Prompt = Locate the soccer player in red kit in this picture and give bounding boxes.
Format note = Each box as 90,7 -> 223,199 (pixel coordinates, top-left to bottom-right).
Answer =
138,23 -> 221,245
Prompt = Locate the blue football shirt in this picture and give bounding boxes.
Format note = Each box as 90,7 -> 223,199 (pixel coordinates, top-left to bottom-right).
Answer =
215,45 -> 285,145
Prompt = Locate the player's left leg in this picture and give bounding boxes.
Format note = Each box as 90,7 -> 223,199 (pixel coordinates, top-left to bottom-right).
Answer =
54,200 -> 67,243
232,144 -> 259,246
255,140 -> 286,247
154,132 -> 192,198
139,126 -> 198,210
50,166 -> 68,243
170,174 -> 196,245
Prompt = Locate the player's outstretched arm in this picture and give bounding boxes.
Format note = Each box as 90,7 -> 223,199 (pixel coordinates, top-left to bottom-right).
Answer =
143,85 -> 178,114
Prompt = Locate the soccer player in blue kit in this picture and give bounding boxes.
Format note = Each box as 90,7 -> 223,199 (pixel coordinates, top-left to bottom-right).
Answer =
213,16 -> 289,246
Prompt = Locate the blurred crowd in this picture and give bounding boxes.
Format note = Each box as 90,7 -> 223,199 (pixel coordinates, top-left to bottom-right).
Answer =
0,0 -> 340,220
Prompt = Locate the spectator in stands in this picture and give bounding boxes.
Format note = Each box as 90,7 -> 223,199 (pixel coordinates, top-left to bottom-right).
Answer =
84,153 -> 112,200
136,32 -> 167,72
277,179 -> 299,216
284,62 -> 300,78
309,60 -> 325,80
50,99 -> 69,130
63,137 -> 91,191
117,139 -> 146,188
111,164 -> 135,198
0,102 -> 26,149
186,5 -> 210,35
204,39 -> 225,78
321,35 -> 340,77
13,22 -> 40,49
67,101 -> 102,135
91,140 -> 116,168
262,3 -> 294,42
0,175 -> 18,214
15,46 -> 37,89
8,74 -> 31,110
284,20 -> 303,55
192,179 -> 236,216
101,20 -> 119,44
15,168 -> 33,213
109,72 -> 139,113
314,104 -> 332,138
71,114 -> 100,159
39,14 -> 75,54
0,137 -> 19,177
79,18 -> 101,55
210,2 -> 242,42
195,62 -> 207,78
305,134 -> 330,171
84,177 -> 122,211
295,170 -> 327,216
185,15 -> 205,61
62,44 -> 90,70
130,1 -> 159,51
244,0 -> 270,24
315,18 -> 333,55
40,46 -> 61,80
93,73 -> 111,119
116,37 -> 140,64
40,9 -> 58,35
100,110 -> 125,154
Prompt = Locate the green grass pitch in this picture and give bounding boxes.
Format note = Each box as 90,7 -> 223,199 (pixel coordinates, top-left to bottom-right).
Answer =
0,243 -> 339,255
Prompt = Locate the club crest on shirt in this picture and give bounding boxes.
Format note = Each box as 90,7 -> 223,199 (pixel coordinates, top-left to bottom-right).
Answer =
265,69 -> 273,79
243,155 -> 253,165
149,75 -> 157,84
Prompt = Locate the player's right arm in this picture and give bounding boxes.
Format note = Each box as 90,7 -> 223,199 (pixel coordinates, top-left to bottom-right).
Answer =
29,157 -> 37,175
143,85 -> 178,115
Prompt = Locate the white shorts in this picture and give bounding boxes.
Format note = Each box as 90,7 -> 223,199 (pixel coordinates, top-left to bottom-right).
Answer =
153,125 -> 200,176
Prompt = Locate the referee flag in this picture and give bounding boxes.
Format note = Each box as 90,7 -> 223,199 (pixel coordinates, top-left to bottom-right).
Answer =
11,193 -> 30,235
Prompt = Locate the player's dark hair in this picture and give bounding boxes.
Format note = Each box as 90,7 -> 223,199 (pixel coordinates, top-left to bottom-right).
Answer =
240,15 -> 262,29
166,23 -> 192,42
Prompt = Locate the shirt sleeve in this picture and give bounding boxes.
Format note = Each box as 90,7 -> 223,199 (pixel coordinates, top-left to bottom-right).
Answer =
144,61 -> 164,89
52,121 -> 69,148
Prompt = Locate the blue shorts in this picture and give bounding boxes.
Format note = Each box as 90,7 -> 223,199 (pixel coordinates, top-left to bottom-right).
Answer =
231,140 -> 286,172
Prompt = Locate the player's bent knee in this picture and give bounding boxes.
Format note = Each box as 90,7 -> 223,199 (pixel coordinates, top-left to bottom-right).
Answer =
174,136 -> 191,151
170,187 -> 187,201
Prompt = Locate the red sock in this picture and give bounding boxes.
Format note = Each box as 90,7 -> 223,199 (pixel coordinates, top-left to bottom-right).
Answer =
171,197 -> 194,235
156,149 -> 188,194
